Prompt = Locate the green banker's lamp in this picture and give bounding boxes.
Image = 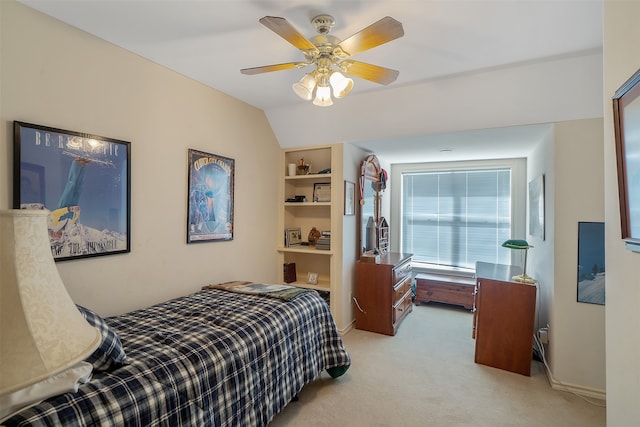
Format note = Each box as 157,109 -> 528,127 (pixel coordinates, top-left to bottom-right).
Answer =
502,239 -> 537,284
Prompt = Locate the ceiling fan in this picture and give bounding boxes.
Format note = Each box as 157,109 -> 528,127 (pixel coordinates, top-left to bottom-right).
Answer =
240,15 -> 404,106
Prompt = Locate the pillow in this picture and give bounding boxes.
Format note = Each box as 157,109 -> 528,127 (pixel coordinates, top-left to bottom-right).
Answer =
76,305 -> 127,371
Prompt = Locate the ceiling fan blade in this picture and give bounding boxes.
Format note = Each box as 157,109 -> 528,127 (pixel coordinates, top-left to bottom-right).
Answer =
340,60 -> 399,85
240,62 -> 309,75
259,16 -> 318,53
337,16 -> 404,57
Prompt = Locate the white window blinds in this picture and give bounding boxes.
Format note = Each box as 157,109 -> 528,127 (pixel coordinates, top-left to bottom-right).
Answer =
401,168 -> 511,269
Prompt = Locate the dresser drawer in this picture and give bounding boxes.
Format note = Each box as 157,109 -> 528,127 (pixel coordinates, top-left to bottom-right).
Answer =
392,259 -> 412,285
393,276 -> 412,305
393,291 -> 412,325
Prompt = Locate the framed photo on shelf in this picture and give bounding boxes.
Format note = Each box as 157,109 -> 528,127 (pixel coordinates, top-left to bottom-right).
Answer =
285,227 -> 302,247
313,182 -> 331,202
187,149 -> 234,243
13,121 -> 131,261
307,272 -> 318,285
344,180 -> 355,216
613,67 -> 640,252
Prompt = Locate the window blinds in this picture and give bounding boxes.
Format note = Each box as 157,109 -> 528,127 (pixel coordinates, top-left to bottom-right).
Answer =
401,168 -> 511,269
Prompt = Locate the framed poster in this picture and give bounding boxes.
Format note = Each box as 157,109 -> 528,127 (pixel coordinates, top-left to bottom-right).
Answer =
577,222 -> 605,305
344,180 -> 355,216
613,67 -> 640,252
528,174 -> 545,240
187,149 -> 234,243
13,121 -> 131,261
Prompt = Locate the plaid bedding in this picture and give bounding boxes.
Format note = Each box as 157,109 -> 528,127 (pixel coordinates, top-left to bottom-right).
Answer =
4,289 -> 351,427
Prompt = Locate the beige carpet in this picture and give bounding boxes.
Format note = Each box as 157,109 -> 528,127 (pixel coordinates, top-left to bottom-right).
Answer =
270,304 -> 606,426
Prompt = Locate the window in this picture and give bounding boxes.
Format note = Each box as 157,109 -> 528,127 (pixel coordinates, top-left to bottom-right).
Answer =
398,161 -> 524,271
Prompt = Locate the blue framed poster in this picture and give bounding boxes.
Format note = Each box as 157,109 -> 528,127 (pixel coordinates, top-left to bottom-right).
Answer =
577,221 -> 605,305
13,121 -> 131,261
187,149 -> 234,243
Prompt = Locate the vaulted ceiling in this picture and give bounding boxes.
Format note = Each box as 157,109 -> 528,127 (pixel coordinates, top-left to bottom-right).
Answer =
18,0 -> 604,162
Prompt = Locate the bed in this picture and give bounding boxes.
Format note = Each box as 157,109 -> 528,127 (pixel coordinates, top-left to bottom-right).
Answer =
2,283 -> 351,426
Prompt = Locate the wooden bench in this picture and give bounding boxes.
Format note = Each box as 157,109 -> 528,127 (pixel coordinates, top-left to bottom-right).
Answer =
414,273 -> 476,310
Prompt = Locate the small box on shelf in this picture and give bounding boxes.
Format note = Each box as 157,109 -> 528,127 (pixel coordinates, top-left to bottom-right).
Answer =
283,262 -> 297,283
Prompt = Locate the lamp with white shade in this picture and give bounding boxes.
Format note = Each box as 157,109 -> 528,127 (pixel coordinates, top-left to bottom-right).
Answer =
0,210 -> 101,397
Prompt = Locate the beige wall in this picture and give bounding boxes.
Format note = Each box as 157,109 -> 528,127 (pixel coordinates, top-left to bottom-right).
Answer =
552,120 -> 605,395
527,125 -> 554,337
341,143 -> 368,329
604,1 -> 640,424
539,119 -> 606,396
529,119 -> 606,397
0,1 -> 281,316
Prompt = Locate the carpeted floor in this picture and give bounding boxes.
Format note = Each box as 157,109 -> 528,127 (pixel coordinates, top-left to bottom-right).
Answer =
270,303 -> 606,426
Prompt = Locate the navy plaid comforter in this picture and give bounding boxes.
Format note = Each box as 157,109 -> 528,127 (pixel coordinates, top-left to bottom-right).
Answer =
4,289 -> 351,426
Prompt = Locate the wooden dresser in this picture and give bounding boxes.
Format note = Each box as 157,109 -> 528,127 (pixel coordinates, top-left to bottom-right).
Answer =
473,261 -> 537,376
354,252 -> 412,336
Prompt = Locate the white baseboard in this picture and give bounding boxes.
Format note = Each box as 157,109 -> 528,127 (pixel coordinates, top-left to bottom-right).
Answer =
339,319 -> 355,336
544,366 -> 606,402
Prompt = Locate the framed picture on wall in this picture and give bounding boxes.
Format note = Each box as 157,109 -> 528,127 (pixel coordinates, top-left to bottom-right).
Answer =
577,222 -> 605,305
613,67 -> 640,253
13,121 -> 131,261
187,149 -> 235,243
344,180 -> 355,216
528,174 -> 545,240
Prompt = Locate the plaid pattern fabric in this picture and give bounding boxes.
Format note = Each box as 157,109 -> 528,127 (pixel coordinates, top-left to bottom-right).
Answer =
5,289 -> 350,427
77,305 -> 128,371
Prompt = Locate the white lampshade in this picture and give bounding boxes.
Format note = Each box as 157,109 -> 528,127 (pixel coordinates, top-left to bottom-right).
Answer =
313,85 -> 333,107
329,72 -> 354,98
0,210 -> 101,395
292,72 -> 317,101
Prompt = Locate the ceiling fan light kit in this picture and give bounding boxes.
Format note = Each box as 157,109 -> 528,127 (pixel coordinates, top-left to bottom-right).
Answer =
292,72 -> 316,100
314,83 -> 333,107
241,14 -> 404,107
329,72 -> 353,98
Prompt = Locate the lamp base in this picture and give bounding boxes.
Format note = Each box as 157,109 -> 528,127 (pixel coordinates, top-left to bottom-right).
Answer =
512,274 -> 537,284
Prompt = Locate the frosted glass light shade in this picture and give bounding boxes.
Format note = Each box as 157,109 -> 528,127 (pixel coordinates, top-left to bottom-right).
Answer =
329,72 -> 353,98
292,73 -> 316,100
0,210 -> 101,395
313,85 -> 333,107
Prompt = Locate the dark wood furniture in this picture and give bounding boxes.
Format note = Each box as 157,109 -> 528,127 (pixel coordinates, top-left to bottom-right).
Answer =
414,273 -> 475,309
473,261 -> 537,376
354,252 -> 412,336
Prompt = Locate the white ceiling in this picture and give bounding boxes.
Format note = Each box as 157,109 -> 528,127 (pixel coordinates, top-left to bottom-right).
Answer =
351,123 -> 554,164
18,0 -> 603,163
